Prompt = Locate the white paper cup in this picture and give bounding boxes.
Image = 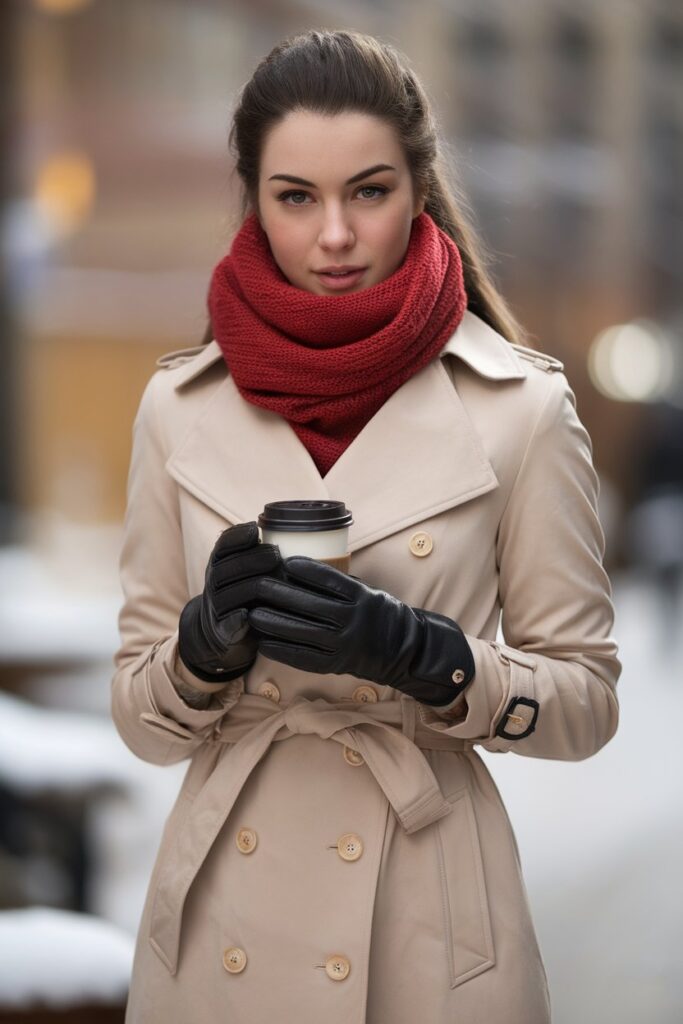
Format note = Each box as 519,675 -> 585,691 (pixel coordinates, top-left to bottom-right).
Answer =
258,500 -> 353,573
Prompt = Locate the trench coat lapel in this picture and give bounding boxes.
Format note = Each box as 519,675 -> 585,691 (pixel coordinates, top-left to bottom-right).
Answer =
165,311 -> 527,553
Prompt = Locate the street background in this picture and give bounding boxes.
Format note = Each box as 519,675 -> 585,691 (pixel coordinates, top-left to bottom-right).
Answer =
0,1 -> 681,1020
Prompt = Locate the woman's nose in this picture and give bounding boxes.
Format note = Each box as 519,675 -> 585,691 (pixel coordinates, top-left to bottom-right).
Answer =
317,205 -> 355,250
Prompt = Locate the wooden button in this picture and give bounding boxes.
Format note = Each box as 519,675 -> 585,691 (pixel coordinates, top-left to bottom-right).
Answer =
343,746 -> 365,767
408,531 -> 433,557
236,828 -> 257,854
257,680 -> 280,702
337,833 -> 363,861
325,954 -> 351,981
351,685 -> 377,703
223,947 -> 247,973
452,669 -> 465,684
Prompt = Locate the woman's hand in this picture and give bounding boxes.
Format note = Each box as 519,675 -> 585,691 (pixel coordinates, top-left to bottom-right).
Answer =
248,557 -> 475,706
178,521 -> 284,684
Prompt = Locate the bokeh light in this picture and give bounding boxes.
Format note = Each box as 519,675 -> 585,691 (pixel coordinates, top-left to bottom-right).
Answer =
588,320 -> 676,403
33,152 -> 96,238
32,0 -> 93,14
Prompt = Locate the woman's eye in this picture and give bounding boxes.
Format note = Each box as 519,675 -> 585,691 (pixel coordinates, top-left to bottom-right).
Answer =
358,185 -> 387,199
279,190 -> 309,205
277,185 -> 388,205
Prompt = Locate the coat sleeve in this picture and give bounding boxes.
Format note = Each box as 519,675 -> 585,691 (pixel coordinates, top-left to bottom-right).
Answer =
111,372 -> 241,766
418,369 -> 621,761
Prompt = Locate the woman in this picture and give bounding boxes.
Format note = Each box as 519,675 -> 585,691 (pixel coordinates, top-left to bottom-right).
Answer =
112,29 -> 621,1024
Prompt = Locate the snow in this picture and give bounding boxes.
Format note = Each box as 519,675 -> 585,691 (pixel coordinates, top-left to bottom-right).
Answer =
0,528 -> 122,662
0,908 -> 133,1008
481,569 -> 683,1023
0,690 -> 134,794
480,570 -> 683,883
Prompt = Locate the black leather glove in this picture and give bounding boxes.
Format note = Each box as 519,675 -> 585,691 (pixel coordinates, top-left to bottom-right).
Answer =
177,521 -> 285,684
248,556 -> 474,706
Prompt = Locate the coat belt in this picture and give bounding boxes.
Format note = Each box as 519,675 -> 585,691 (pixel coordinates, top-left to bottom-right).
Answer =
147,692 -> 471,974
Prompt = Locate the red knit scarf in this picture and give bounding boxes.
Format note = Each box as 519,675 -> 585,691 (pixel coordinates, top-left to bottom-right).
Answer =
207,211 -> 468,477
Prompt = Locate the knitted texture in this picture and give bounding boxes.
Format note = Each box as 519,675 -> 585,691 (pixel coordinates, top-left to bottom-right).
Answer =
208,211 -> 468,477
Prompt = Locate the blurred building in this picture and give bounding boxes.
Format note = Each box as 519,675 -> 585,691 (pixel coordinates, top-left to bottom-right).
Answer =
444,0 -> 683,516
0,0 -> 681,556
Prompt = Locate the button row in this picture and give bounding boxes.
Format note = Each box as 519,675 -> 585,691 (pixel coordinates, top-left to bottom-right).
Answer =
241,665 -> 390,987
256,682 -> 371,766
228,824 -> 360,981
255,682 -> 379,707
236,828 -> 364,861
222,948 -> 352,980
229,819 -> 361,980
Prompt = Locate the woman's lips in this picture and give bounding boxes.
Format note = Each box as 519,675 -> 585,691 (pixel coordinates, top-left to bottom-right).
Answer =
316,268 -> 367,290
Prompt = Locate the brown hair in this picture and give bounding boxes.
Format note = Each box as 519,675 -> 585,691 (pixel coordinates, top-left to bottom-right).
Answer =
202,28 -> 529,346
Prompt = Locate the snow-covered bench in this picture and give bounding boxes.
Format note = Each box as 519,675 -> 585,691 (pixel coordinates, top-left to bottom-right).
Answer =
0,907 -> 133,1020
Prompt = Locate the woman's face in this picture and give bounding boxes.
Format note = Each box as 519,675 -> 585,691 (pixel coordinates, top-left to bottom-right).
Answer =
256,110 -> 425,295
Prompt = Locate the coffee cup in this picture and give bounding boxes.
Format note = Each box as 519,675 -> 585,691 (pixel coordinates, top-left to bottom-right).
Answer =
258,500 -> 353,574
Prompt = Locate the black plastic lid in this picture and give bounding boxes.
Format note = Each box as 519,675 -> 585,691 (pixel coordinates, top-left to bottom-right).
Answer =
258,500 -> 353,533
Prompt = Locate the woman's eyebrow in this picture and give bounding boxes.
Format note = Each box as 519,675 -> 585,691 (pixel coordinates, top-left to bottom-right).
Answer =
268,163 -> 396,187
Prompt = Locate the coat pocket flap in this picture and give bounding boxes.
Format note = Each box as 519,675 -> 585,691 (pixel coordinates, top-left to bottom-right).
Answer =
436,785 -> 496,987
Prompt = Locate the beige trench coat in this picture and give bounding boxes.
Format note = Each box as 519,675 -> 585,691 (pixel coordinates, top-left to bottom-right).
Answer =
112,309 -> 621,1023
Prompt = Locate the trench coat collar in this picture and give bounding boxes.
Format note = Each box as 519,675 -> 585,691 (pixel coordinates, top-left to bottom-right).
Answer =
165,310 -> 527,553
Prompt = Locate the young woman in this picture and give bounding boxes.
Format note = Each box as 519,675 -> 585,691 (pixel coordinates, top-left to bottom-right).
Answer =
112,29 -> 621,1024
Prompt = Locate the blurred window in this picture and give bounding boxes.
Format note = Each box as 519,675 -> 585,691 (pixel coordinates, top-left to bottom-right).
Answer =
645,111 -> 682,196
643,110 -> 683,273
647,15 -> 683,66
459,19 -> 509,64
451,18 -> 513,138
552,14 -> 597,65
547,14 -> 599,141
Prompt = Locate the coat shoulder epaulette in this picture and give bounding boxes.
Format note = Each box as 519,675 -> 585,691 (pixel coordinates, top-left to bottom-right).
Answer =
508,343 -> 565,373
156,344 -> 209,370
155,340 -> 225,389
